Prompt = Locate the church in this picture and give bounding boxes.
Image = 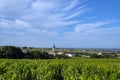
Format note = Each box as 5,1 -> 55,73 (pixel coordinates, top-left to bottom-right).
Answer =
48,44 -> 57,56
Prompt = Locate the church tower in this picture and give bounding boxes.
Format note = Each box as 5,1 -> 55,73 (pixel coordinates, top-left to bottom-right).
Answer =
52,44 -> 56,52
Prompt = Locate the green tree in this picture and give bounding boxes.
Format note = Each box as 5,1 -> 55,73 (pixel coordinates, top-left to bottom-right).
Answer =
1,46 -> 23,58
0,49 -> 3,58
27,51 -> 53,59
27,51 -> 41,59
90,54 -> 103,58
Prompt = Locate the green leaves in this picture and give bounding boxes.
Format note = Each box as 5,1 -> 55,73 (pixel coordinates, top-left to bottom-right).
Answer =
0,59 -> 120,80
1,46 -> 23,58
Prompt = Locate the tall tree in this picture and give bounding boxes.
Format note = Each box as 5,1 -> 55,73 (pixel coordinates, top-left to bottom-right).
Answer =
1,46 -> 23,58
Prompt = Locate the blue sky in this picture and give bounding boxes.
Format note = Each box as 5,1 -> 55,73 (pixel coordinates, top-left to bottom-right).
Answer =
0,0 -> 120,48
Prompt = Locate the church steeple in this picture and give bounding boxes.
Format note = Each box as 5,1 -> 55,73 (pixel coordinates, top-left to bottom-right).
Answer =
52,43 -> 55,52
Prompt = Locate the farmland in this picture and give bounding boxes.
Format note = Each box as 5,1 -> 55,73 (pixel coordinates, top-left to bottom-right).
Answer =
0,58 -> 120,80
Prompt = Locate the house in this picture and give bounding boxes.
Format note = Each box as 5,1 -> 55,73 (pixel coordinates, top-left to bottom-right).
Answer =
22,50 -> 28,54
48,51 -> 57,56
57,52 -> 63,55
65,53 -> 75,57
98,52 -> 102,55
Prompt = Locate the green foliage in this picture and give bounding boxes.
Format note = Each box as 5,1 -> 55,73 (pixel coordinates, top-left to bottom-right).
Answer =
1,46 -> 23,58
0,58 -> 120,80
90,54 -> 103,58
55,54 -> 69,59
0,46 -> 54,59
27,51 -> 53,59
0,49 -> 3,58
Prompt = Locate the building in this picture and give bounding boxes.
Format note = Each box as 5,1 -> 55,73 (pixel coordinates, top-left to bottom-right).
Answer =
48,44 -> 57,56
52,43 -> 56,52
65,53 -> 75,57
98,52 -> 102,55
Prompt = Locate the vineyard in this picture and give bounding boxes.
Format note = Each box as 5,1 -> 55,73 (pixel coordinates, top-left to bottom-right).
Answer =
0,58 -> 120,80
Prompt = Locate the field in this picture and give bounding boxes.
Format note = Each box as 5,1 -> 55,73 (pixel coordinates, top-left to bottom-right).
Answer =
0,58 -> 120,80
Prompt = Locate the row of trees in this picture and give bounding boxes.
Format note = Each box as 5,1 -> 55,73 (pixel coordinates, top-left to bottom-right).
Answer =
90,53 -> 118,58
0,46 -> 53,59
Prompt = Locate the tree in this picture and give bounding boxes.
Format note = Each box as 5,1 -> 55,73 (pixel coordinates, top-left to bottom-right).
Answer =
0,49 -> 3,58
41,52 -> 53,59
27,51 -> 53,59
27,51 -> 41,59
90,54 -> 103,58
1,46 -> 23,58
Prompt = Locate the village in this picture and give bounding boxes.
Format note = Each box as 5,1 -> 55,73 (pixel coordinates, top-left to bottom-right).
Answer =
0,44 -> 120,59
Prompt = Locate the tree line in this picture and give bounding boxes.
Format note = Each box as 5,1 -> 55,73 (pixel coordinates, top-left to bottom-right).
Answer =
0,46 -> 53,59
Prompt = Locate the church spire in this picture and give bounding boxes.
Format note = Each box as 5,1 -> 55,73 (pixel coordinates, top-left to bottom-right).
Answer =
52,43 -> 55,52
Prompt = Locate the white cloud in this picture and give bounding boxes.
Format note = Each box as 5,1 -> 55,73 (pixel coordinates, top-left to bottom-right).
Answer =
31,0 -> 58,12
63,9 -> 86,20
15,19 -> 30,28
0,0 -> 119,48
0,0 -> 33,17
62,0 -> 78,11
0,0 -> 88,32
11,0 -> 87,34
74,21 -> 113,32
0,19 -> 31,28
85,26 -> 120,34
2,31 -> 25,36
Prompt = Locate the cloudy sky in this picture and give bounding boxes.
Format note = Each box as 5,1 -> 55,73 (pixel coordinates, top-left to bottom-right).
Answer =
0,0 -> 120,48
